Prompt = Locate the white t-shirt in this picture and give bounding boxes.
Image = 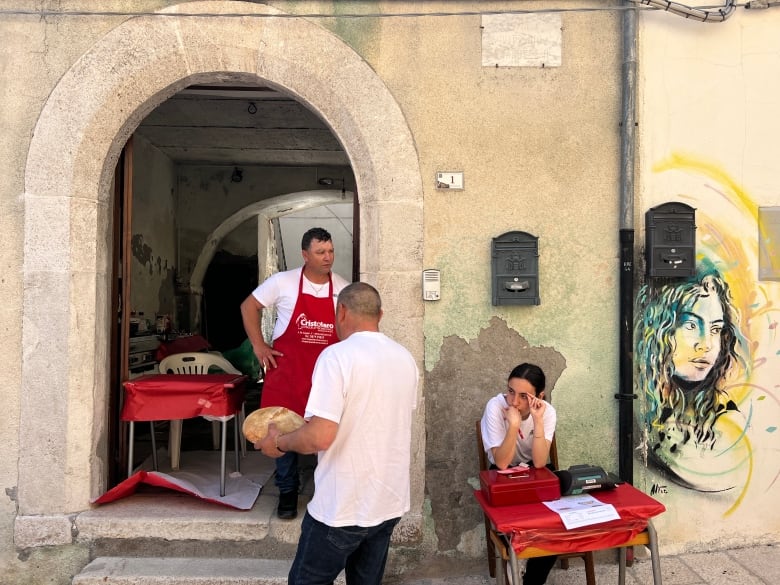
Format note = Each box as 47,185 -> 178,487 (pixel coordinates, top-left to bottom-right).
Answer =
251,267 -> 350,340
304,331 -> 419,527
480,392 -> 557,467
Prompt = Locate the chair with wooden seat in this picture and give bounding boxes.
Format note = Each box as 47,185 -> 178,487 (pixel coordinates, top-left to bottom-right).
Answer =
159,352 -> 245,469
476,420 -> 596,585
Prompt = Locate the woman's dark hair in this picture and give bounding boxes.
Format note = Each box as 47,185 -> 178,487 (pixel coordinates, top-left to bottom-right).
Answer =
508,363 -> 546,396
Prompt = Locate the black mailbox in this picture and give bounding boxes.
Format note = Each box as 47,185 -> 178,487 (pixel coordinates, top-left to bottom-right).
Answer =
491,231 -> 540,306
645,202 -> 696,278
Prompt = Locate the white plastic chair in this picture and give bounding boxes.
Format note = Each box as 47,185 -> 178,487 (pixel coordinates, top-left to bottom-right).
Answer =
158,352 -> 246,470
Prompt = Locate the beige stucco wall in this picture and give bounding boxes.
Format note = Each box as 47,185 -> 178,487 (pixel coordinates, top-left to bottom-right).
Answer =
3,1 -> 777,583
636,9 -> 780,552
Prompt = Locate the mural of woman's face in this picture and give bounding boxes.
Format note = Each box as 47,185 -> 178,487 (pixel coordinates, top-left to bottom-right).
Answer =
671,293 -> 724,382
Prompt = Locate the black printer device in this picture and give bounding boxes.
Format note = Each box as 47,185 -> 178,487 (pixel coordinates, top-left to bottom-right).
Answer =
554,464 -> 624,496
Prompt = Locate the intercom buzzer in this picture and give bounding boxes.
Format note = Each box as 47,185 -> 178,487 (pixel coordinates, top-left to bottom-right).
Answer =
422,269 -> 441,301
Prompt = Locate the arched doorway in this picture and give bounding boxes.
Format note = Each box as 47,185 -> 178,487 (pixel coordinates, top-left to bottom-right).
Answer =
19,0 -> 424,538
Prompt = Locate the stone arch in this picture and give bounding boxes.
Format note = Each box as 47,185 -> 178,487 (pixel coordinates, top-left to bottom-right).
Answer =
189,190 -> 354,294
19,0 -> 423,525
189,189 -> 354,334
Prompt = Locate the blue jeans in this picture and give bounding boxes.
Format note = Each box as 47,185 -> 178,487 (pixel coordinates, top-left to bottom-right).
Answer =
275,451 -> 299,493
288,511 -> 400,585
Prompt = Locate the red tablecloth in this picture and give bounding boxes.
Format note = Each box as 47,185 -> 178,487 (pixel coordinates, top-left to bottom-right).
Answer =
121,373 -> 247,421
474,483 -> 665,554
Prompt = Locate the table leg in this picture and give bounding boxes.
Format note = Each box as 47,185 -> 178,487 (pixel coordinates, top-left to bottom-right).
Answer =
619,547 -> 626,585
240,404 -> 247,458
496,551 -> 506,585
170,419 -> 183,470
233,412 -> 241,474
618,523 -> 661,585
150,422 -> 158,471
127,421 -> 135,478
220,419 -> 227,497
508,547 -> 521,585
647,520 -> 662,585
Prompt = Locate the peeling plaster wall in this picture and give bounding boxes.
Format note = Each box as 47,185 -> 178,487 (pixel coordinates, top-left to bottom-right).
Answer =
409,8 -> 624,555
130,134 -> 177,322
425,317 -> 568,554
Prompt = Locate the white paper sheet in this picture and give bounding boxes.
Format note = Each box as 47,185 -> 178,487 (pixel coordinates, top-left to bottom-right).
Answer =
543,494 -> 621,529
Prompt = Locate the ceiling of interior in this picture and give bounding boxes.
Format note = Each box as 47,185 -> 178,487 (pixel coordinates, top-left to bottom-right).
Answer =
135,83 -> 349,168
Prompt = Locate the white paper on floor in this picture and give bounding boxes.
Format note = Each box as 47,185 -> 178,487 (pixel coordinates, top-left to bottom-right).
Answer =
94,449 -> 276,510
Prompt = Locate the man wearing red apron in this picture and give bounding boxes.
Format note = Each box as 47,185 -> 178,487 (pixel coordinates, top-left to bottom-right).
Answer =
241,227 -> 349,518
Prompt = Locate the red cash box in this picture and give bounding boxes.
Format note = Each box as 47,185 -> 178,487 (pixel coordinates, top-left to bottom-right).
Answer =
479,466 -> 561,506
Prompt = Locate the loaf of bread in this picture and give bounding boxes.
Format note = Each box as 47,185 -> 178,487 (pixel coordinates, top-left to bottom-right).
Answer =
242,406 -> 305,442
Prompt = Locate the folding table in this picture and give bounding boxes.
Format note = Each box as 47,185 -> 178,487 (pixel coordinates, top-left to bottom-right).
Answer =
474,483 -> 666,585
122,373 -> 247,496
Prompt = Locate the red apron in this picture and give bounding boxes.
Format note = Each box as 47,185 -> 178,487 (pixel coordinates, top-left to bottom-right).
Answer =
260,271 -> 339,416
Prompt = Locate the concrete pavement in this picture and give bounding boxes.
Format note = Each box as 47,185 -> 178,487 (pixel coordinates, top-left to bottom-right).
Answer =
389,542 -> 780,584
70,539 -> 780,584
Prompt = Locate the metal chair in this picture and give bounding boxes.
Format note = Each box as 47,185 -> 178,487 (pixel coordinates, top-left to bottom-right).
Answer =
158,352 -> 245,468
476,420 -> 596,585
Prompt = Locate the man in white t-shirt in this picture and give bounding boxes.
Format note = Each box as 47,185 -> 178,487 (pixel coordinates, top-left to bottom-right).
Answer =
240,227 -> 349,519
256,282 -> 419,585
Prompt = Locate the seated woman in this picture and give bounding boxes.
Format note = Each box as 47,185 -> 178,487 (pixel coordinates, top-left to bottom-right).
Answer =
480,363 -> 557,585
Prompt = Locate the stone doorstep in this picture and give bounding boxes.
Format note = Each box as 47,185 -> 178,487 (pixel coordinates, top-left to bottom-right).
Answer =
72,557 -> 294,585
73,556 -> 349,585
76,486 -> 307,547
71,491 -> 319,584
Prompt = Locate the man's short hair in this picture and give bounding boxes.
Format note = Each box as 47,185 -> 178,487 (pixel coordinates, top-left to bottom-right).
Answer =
337,282 -> 381,317
301,227 -> 332,250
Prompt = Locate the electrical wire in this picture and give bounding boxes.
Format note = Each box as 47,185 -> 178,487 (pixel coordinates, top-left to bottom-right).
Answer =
0,4 -> 730,20
629,0 -> 737,21
0,7 -> 646,18
0,0 -> 771,23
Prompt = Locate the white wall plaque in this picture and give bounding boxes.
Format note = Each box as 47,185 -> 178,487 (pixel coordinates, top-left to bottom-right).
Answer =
481,14 -> 562,68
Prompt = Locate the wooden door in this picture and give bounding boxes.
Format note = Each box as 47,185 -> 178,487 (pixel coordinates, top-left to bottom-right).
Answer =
108,137 -> 134,486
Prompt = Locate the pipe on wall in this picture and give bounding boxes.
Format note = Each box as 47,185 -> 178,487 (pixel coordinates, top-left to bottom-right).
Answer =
617,3 -> 638,484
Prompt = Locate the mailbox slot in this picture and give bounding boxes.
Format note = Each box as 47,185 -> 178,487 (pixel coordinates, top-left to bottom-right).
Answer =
491,231 -> 540,306
645,202 -> 696,278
